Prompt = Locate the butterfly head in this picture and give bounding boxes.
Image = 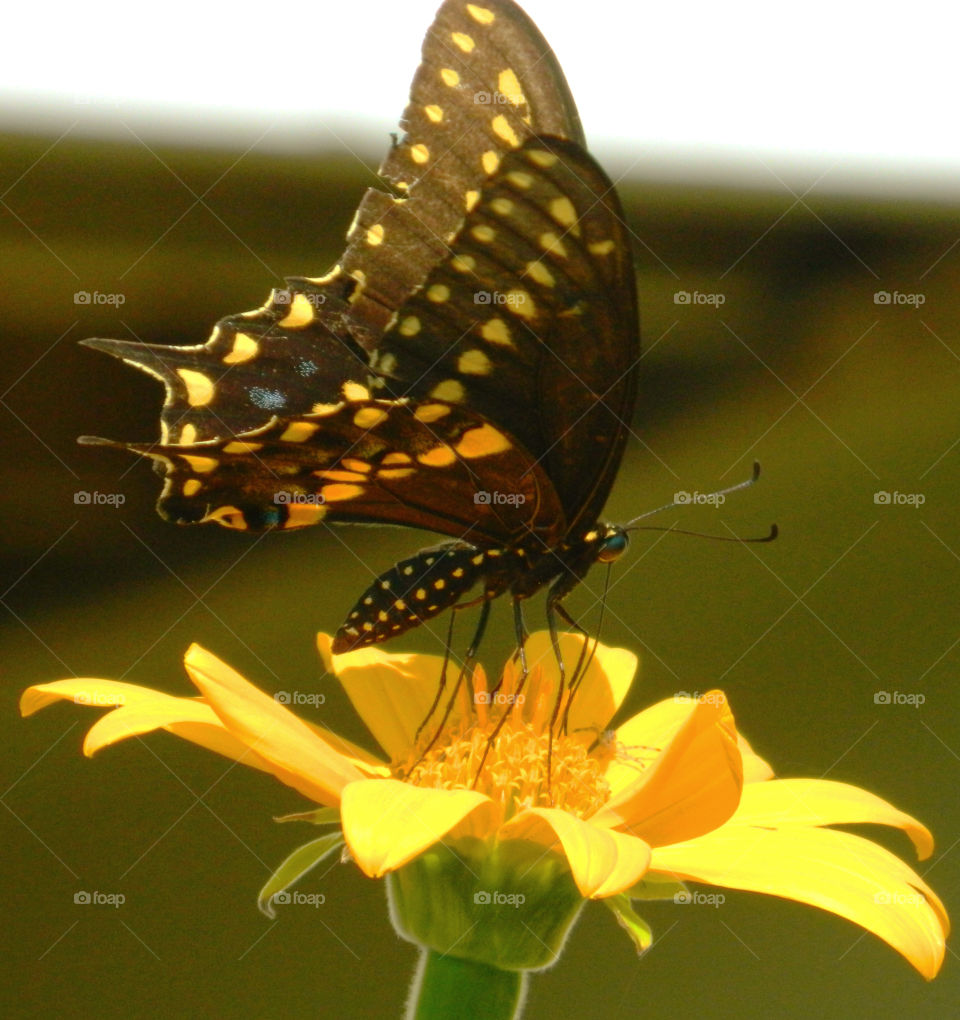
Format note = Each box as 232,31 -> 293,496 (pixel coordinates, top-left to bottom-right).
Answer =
595,524 -> 629,564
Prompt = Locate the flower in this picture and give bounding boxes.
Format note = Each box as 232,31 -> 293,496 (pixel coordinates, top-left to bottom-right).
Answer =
21,631 -> 948,978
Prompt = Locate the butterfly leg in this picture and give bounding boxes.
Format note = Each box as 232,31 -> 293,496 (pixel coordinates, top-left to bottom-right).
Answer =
553,602 -> 595,735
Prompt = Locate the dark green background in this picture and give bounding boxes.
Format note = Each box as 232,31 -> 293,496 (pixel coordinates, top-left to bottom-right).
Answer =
2,111 -> 958,1017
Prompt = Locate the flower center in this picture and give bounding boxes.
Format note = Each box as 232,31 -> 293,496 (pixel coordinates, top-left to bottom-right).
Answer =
403,665 -> 613,818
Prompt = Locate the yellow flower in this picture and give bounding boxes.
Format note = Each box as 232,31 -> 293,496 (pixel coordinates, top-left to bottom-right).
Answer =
21,631 -> 947,978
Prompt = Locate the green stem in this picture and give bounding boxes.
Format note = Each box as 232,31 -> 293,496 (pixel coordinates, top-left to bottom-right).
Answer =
407,948 -> 527,1020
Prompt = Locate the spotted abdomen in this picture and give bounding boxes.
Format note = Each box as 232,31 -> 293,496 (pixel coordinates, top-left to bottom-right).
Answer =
333,542 -> 513,652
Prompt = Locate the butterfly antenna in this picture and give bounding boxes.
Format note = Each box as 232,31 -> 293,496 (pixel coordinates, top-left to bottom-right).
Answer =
623,461 -> 764,530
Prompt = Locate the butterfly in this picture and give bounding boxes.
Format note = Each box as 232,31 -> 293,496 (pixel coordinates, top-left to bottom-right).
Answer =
80,0 -> 639,669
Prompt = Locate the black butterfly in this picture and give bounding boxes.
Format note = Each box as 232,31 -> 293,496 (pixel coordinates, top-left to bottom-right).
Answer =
80,0 -> 639,665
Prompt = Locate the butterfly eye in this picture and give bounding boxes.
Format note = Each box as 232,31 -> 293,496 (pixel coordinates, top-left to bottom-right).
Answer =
597,529 -> 629,563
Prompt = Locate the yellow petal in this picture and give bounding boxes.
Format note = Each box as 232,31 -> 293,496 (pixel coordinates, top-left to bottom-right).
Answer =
651,826 -> 948,979
738,731 -> 775,783
500,807 -> 651,898
732,779 -> 934,858
320,633 -> 482,762
499,631 -> 635,734
21,678 -> 159,716
184,644 -> 364,806
341,778 -> 495,877
591,692 -> 742,845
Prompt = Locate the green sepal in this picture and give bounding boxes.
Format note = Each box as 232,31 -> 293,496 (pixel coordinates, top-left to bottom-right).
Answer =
257,831 -> 344,918
273,806 -> 341,825
387,837 -> 584,972
624,874 -> 689,901
605,894 -> 653,955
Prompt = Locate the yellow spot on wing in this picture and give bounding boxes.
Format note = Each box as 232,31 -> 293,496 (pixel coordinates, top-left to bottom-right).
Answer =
431,379 -> 465,402
322,483 -> 365,502
424,104 -> 443,123
315,469 -> 366,483
526,260 -> 555,287
471,225 -> 496,243
506,289 -> 536,319
280,421 -> 320,442
457,349 -> 492,375
440,67 -> 460,87
589,239 -> 616,255
418,445 -> 457,467
410,143 -> 430,164
480,318 -> 513,346
491,115 -> 520,147
539,232 -> 568,257
482,150 -> 500,175
466,4 -> 495,24
310,402 -> 341,416
414,403 -> 451,423
202,506 -> 246,530
434,578 -> 446,589
456,423 -> 511,458
507,170 -> 533,189
451,254 -> 476,273
527,149 -> 558,168
182,454 -> 218,473
366,223 -> 385,246
427,284 -> 450,303
285,503 -> 327,527
379,467 -> 416,480
490,197 -> 513,215
182,478 -> 201,497
177,369 -> 215,407
178,423 -> 198,445
222,332 -> 259,365
343,381 -> 371,401
277,293 -> 315,328
382,452 -> 412,465
465,190 -> 480,212
550,197 -> 581,235
354,407 -> 389,429
399,316 -> 421,337
497,68 -> 526,106
222,441 -> 264,454
451,31 -> 475,52
341,458 -> 372,474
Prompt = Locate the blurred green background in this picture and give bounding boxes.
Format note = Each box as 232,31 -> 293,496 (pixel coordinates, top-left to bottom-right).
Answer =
2,105 -> 958,1018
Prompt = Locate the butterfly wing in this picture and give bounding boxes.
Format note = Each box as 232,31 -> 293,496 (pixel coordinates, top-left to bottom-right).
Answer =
81,0 -> 585,448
